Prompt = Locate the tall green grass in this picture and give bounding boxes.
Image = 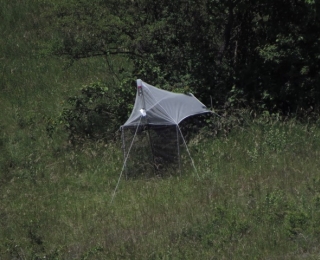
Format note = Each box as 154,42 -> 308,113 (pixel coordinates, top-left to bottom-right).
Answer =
0,0 -> 123,185
1,119 -> 320,259
1,1 -> 320,259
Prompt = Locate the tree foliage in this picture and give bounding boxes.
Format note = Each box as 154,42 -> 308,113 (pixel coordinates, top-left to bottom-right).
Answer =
47,0 -> 320,136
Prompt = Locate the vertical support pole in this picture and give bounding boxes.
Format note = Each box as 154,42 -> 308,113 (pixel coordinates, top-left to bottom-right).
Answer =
147,126 -> 157,175
137,79 -> 156,175
176,125 -> 181,176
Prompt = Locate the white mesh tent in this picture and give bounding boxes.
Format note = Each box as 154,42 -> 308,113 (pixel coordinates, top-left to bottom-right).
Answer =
120,79 -> 212,178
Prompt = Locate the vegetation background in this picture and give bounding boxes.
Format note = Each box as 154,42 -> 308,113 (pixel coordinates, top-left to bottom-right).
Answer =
1,0 -> 320,259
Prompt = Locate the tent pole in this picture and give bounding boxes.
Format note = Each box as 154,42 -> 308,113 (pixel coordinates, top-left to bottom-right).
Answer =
139,79 -> 156,175
146,126 -> 157,175
176,125 -> 181,176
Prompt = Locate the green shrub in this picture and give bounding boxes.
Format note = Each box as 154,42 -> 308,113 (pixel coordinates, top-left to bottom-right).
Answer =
59,81 -> 134,144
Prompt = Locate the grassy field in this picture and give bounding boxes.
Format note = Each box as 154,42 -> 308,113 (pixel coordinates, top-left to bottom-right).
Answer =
1,119 -> 320,259
1,1 -> 320,259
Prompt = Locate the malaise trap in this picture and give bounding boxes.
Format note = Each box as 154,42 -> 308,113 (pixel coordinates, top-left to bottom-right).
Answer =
120,79 -> 213,178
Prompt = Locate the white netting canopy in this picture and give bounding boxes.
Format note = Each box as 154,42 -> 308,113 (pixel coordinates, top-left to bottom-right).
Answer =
122,79 -> 210,127
112,79 -> 214,200
117,79 -> 213,182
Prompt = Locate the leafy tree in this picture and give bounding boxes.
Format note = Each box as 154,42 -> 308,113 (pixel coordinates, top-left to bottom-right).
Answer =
250,0 -> 320,114
46,0 -> 320,137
